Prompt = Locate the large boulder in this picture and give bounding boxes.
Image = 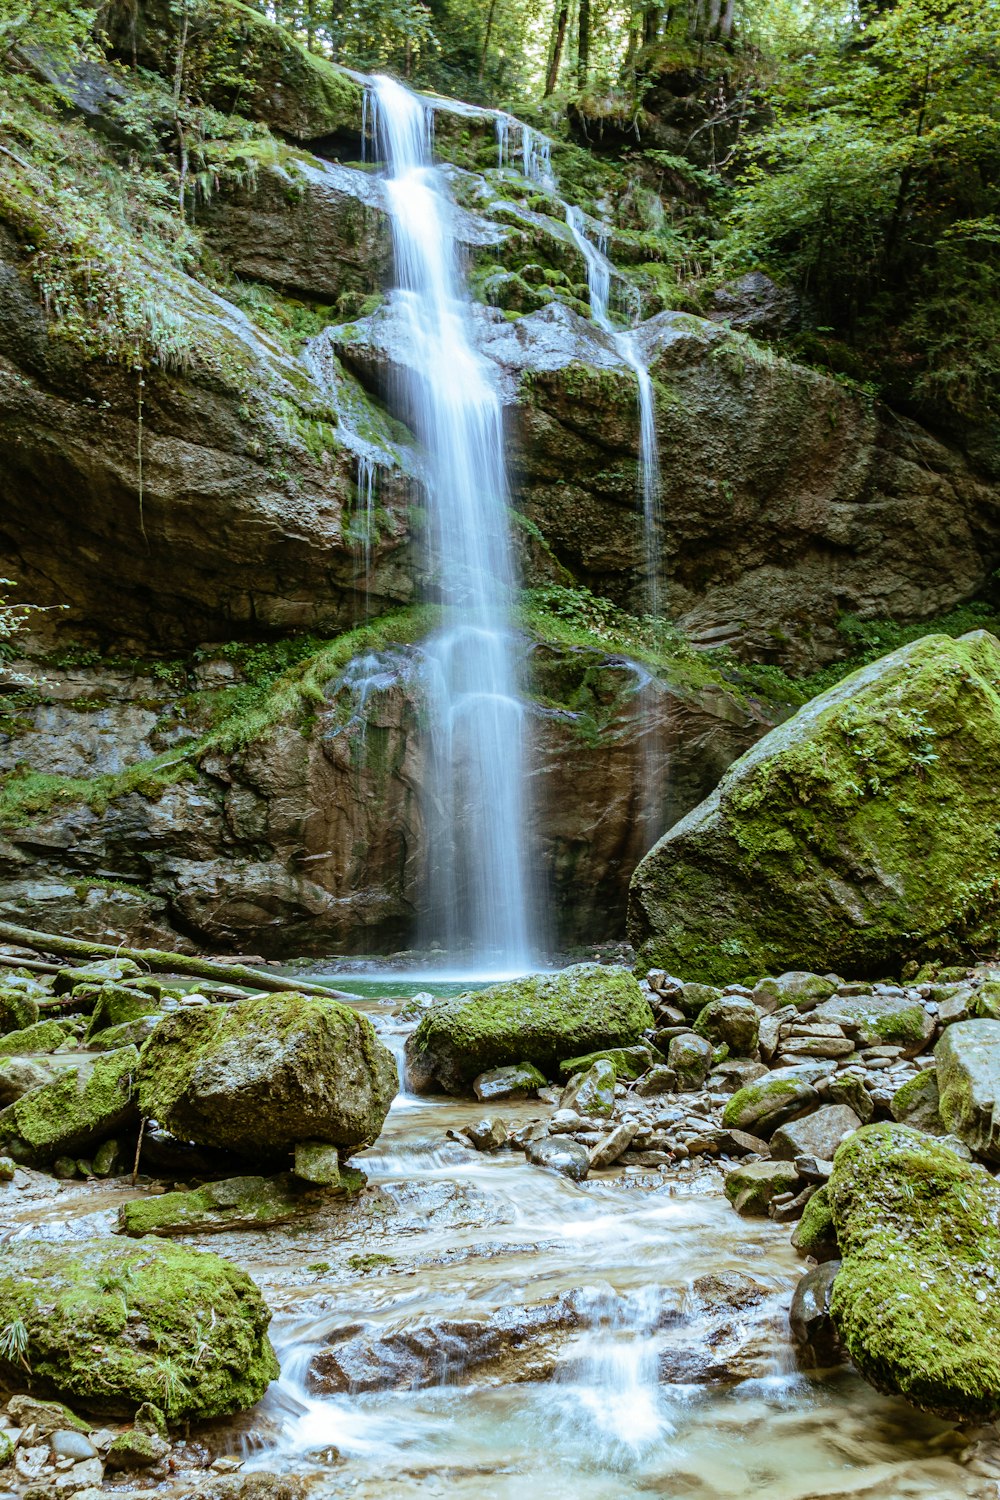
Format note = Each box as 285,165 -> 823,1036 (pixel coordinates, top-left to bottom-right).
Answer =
137,994 -> 397,1158
403,965 -> 653,1095
828,1121 -> 1000,1420
935,1018 -> 1000,1161
629,632 -> 1000,981
0,1237 -> 278,1421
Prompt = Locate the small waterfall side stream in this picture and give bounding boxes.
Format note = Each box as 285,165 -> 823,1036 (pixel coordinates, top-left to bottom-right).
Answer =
368,76 -> 537,974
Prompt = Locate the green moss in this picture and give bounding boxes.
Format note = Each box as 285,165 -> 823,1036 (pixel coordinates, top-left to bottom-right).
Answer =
829,1122 -> 1000,1420
118,1174 -> 309,1237
558,1044 -> 658,1080
3,1047 -> 139,1162
0,1021 -> 68,1057
0,988 -> 40,1035
85,987 -> 161,1040
792,1185 -> 838,1259
346,1253 -> 396,1272
0,1237 -> 278,1421
407,964 -> 653,1094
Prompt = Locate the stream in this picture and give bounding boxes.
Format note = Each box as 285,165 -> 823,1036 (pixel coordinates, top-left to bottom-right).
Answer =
227,986 -> 992,1500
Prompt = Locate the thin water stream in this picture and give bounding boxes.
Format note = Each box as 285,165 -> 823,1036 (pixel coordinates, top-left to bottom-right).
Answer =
238,992 -> 990,1500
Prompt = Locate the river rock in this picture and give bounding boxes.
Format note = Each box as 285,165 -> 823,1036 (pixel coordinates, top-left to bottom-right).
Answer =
404,965 -> 652,1095
770,1104 -> 861,1162
526,1136 -> 590,1180
0,1047 -> 139,1163
0,983 -> 39,1034
629,632 -> 1000,981
693,996 -> 759,1056
118,1174 -> 312,1236
890,1068 -> 944,1132
473,1062 -> 546,1102
720,1070 -> 820,1137
828,1121 -> 1000,1420
559,1059 -> 615,1116
106,1427 -> 170,1469
753,973 -> 836,1013
589,1120 -> 640,1169
137,993 -> 396,1157
558,1044 -> 660,1080
826,1071 -> 874,1122
789,1261 -> 844,1367
667,1032 -> 713,1091
53,959 -> 141,994
632,1064 -> 678,1097
813,994 -> 934,1056
0,1237 -> 278,1420
466,1117 -> 509,1151
724,1159 -> 799,1216
934,1018 -> 1000,1161
791,1184 -> 839,1261
85,984 -> 160,1039
0,1057 -> 53,1106
676,982 -> 722,1019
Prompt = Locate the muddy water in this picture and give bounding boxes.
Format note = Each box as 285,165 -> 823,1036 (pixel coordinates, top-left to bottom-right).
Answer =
241,992 -> 996,1500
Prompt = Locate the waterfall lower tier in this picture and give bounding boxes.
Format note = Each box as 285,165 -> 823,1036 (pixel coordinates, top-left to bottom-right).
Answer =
565,206 -> 665,852
371,74 -> 537,974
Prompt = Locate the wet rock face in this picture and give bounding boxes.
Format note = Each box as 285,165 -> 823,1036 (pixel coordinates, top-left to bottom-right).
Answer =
404,964 -> 653,1095
630,631 -> 1000,981
828,1122 -> 1000,1421
0,1236 -> 278,1421
137,992 -> 398,1158
935,1019 -> 1000,1161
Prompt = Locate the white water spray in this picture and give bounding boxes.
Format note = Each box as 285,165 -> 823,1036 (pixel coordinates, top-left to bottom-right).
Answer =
371,75 -> 536,974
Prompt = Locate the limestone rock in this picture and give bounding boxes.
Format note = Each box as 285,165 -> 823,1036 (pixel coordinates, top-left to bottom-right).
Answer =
891,1069 -> 944,1133
0,1047 -> 139,1163
753,973 -> 836,1012
404,965 -> 652,1095
630,632 -> 1000,981
813,994 -> 934,1055
117,1174 -> 312,1236
829,1121 -> 1000,1419
472,1062 -> 546,1102
667,1032 -> 713,1091
721,1070 -> 820,1138
138,993 -> 396,1158
588,1120 -> 640,1169
770,1104 -> 861,1162
826,1072 -> 874,1123
935,1018 -> 1000,1160
0,1237 -> 278,1420
632,1064 -> 678,1097
693,996 -> 759,1056
724,1160 -> 799,1216
559,1059 -> 615,1117
293,1140 -> 345,1185
526,1136 -> 590,1180
466,1118 -> 508,1152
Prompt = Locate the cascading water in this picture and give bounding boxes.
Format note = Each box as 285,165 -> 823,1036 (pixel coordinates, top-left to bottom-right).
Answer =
565,205 -> 666,848
370,74 -> 536,975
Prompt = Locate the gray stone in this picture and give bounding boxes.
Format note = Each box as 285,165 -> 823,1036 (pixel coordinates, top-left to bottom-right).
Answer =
789,1261 -> 844,1368
105,1428 -> 169,1469
826,1072 -> 874,1123
473,1062 -> 546,1102
770,1105 -> 861,1163
724,1159 -> 800,1216
526,1135 -> 589,1180
559,1058 -> 615,1117
667,1032 -> 713,1091
589,1121 -> 641,1169
50,1430 -> 98,1461
720,1069 -> 821,1138
466,1117 -> 508,1152
709,1059 -> 768,1094
632,1064 -> 677,1097
754,974 -> 837,1013
293,1140 -> 344,1185
890,1069 -> 944,1133
693,996 -> 759,1057
935,1019 -> 1000,1161
813,994 -> 935,1057
0,1056 -> 51,1106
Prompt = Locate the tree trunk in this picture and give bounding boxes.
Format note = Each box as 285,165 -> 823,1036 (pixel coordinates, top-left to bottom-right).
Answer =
479,0 -> 500,81
719,0 -> 736,38
544,0 -> 570,94
577,0 -> 591,87
0,921 -> 353,1000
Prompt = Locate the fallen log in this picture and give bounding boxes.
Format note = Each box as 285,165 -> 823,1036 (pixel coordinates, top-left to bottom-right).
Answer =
0,921 -> 353,1001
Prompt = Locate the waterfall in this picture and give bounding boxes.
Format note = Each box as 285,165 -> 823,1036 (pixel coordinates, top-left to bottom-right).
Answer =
565,205 -> 665,847
370,74 -> 536,975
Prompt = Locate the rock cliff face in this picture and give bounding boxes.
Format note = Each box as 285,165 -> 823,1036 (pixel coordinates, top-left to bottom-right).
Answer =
2,0 -> 998,955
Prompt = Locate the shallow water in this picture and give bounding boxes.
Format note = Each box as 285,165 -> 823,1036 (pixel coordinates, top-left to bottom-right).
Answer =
241,992 -> 997,1500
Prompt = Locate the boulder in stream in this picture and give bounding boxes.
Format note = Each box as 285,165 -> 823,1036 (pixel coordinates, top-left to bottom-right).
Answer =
404,964 -> 652,1095
137,992 -> 397,1158
935,1018 -> 1000,1160
0,1237 -> 278,1421
629,631 -> 1000,981
117,1174 -> 313,1236
828,1120 -> 1000,1420
0,1046 -> 140,1163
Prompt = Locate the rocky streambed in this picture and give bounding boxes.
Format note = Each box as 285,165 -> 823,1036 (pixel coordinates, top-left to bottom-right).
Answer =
0,954 -> 1000,1497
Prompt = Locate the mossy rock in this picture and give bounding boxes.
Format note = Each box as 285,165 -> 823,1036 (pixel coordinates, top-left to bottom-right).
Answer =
118,1174 -> 311,1237
404,964 -> 653,1096
629,632 -> 1000,981
558,1044 -> 659,1081
829,1121 -> 1000,1420
935,1018 -> 1000,1161
0,985 -> 40,1035
693,997 -> 759,1056
0,1236 -> 278,1421
791,1185 -> 839,1261
890,1069 -> 944,1133
0,1047 -> 139,1163
0,1020 -> 68,1057
85,985 -> 161,1040
721,1072 -> 820,1137
137,993 -> 396,1158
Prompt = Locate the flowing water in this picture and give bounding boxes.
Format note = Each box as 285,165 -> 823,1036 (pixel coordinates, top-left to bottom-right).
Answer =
565,205 -> 666,850
239,991 -> 995,1500
369,75 -> 537,975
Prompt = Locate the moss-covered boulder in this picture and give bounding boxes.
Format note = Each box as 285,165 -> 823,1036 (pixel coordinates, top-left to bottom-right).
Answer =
85,985 -> 160,1040
118,1174 -> 310,1237
0,1047 -> 139,1163
404,965 -> 653,1096
693,996 -> 759,1056
0,1020 -> 68,1056
828,1121 -> 1000,1420
138,994 -> 396,1158
891,1069 -> 944,1133
791,1185 -> 839,1261
721,1070 -> 820,1137
629,632 -> 1000,981
0,1237 -> 278,1421
935,1018 -> 1000,1161
0,984 -> 40,1034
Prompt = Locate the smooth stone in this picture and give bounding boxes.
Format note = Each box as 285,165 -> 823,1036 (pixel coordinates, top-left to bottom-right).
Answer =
632,1064 -> 678,1097
789,1261 -> 844,1367
559,1058 -> 615,1117
724,1159 -> 799,1216
720,1071 -> 820,1138
935,1019 -> 1000,1160
814,994 -> 934,1056
50,1430 -> 98,1461
770,1105 -> 862,1162
526,1135 -> 589,1180
473,1062 -> 546,1103
667,1032 -> 713,1091
466,1117 -> 508,1151
588,1120 -> 640,1169
890,1069 -> 944,1133
293,1141 -> 343,1186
